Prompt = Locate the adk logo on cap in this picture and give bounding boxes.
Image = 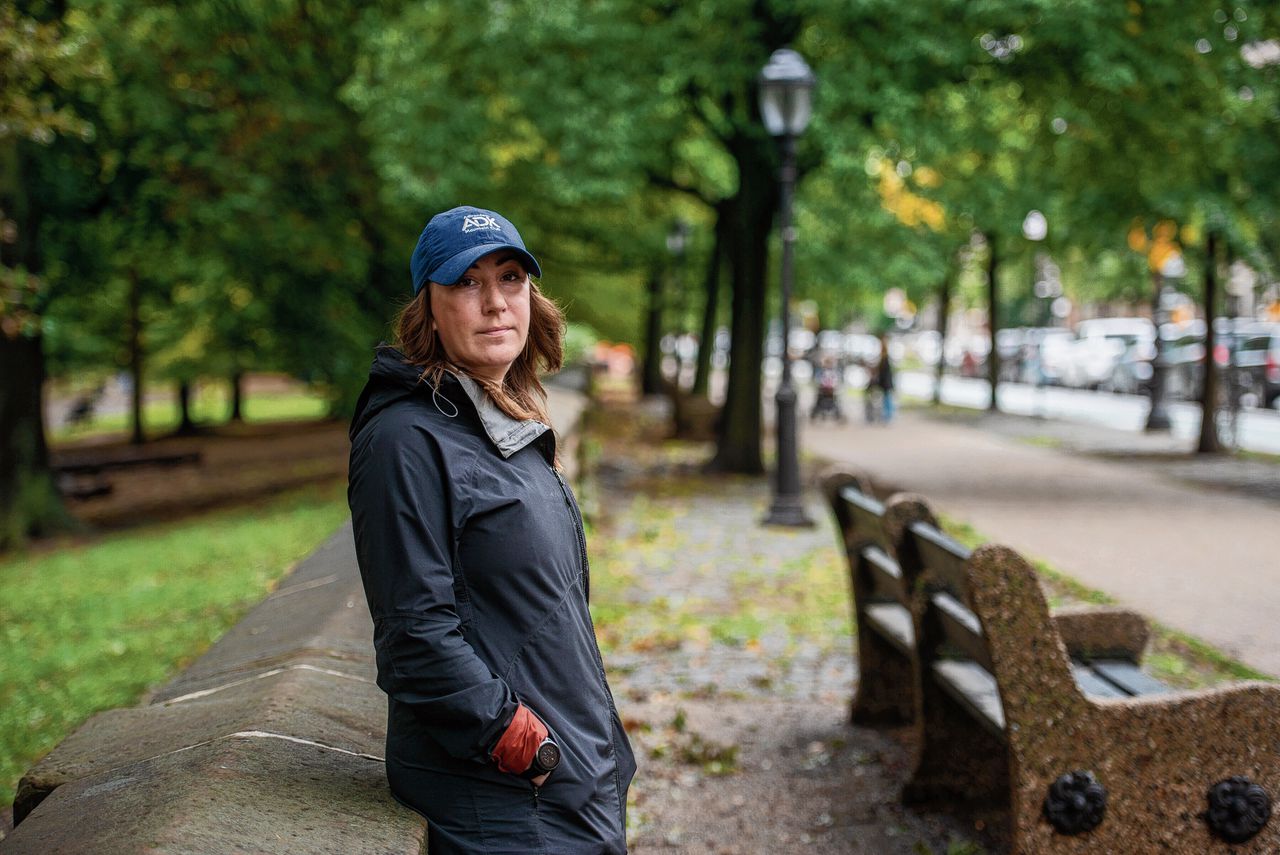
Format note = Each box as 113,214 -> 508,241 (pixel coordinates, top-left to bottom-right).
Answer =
411,206 -> 543,295
462,214 -> 502,233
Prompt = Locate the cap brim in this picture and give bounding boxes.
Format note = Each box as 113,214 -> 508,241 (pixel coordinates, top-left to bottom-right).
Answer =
425,244 -> 542,288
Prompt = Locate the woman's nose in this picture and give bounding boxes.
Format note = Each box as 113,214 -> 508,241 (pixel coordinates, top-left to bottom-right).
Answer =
481,282 -> 507,312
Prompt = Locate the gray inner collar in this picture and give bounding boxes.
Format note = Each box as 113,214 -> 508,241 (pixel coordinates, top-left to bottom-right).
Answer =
452,373 -> 548,458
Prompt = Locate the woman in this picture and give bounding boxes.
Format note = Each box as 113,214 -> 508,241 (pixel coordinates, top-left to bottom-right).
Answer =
348,206 -> 636,854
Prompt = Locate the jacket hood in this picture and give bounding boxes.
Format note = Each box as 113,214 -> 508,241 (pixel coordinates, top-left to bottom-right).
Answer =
349,346 -> 551,460
349,346 -> 430,441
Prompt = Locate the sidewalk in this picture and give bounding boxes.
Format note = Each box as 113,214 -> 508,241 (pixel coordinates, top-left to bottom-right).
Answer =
588,394 -> 991,853
803,401 -> 1280,678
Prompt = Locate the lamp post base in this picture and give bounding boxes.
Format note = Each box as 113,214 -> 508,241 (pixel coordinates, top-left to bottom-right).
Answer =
764,381 -> 814,528
763,494 -> 814,528
1146,368 -> 1172,431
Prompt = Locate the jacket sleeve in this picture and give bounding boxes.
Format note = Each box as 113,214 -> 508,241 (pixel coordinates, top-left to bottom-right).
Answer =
348,418 -> 518,763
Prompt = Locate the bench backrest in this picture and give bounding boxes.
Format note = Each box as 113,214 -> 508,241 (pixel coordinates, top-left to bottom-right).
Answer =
894,513 -> 1013,738
906,521 -> 991,671
842,487 -> 910,608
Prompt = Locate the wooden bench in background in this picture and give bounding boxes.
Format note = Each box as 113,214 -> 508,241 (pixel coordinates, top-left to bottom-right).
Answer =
823,470 -> 1280,853
51,450 -> 202,501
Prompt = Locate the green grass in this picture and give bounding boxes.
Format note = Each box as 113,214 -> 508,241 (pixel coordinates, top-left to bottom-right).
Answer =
51,387 -> 331,444
1238,448 -> 1280,465
0,480 -> 351,808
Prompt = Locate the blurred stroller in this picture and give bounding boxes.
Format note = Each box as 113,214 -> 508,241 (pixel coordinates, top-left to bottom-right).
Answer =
810,356 -> 846,423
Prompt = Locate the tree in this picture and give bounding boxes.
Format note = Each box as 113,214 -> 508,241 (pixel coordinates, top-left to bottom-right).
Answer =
0,0 -> 103,548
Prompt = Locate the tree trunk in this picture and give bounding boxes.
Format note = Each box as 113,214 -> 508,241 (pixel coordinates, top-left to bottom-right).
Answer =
986,232 -> 1000,411
128,271 -> 145,444
710,134 -> 776,475
176,381 -> 196,435
0,333 -> 72,549
692,211 -> 726,399
641,268 -> 664,396
1197,230 -> 1221,454
229,371 -> 244,422
0,128 -> 70,548
933,266 -> 952,406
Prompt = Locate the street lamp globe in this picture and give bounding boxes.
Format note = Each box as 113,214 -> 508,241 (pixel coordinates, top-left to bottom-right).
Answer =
758,48 -> 816,138
1022,210 -> 1048,242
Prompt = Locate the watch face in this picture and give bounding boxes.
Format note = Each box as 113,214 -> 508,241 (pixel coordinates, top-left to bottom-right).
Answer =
536,740 -> 561,771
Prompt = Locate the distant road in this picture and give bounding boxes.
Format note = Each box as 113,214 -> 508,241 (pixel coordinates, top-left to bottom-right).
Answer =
896,371 -> 1280,456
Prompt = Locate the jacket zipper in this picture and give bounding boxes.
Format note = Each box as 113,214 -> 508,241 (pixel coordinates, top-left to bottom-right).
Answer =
552,466 -> 627,809
553,469 -> 590,601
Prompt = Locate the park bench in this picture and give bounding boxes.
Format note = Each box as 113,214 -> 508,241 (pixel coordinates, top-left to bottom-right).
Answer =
51,449 -> 202,501
821,470 -> 916,726
823,470 -> 1280,852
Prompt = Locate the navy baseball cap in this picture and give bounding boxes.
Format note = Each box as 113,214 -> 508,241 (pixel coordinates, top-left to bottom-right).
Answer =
410,206 -> 542,295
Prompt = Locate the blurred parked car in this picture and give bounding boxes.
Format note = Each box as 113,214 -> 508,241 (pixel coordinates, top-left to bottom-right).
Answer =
1236,322 -> 1280,408
1061,318 -> 1155,390
1158,318 -> 1274,406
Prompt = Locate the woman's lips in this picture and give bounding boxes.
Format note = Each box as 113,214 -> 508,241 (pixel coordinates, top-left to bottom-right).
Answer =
479,327 -> 513,336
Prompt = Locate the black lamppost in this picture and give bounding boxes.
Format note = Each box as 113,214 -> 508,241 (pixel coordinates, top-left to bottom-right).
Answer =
759,48 -> 815,528
666,220 -> 690,389
1146,254 -> 1185,431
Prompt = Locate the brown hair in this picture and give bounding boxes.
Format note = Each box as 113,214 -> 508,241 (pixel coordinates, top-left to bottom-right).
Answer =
392,278 -> 564,426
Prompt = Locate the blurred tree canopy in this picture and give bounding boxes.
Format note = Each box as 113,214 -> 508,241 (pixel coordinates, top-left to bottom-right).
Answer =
2,0 -> 1279,542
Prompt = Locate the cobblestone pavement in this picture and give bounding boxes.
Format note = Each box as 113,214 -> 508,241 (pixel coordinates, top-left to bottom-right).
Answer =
588,398 -> 992,854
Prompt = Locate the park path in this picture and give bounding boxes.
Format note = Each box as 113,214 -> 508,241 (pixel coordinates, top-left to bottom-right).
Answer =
586,394 -> 991,854
803,405 -> 1280,678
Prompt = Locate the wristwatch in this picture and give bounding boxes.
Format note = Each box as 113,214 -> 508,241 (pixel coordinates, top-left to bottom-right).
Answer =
523,738 -> 561,778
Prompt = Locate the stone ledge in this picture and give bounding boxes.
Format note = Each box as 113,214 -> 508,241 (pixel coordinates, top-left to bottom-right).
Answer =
5,735 -> 424,855
15,665 -> 386,823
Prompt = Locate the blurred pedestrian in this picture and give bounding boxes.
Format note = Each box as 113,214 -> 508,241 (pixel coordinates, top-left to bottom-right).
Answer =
347,206 -> 635,854
866,333 -> 895,424
811,353 -> 846,422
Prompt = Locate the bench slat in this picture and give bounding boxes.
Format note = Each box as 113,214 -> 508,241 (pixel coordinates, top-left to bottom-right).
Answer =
1071,663 -> 1128,699
931,659 -> 1005,737
931,592 -> 993,671
865,603 -> 915,654
863,546 -> 908,602
910,522 -> 971,595
846,493 -> 888,549
1091,660 -> 1172,696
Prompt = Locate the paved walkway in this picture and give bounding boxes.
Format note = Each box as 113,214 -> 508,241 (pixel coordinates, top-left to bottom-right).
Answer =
589,397 -> 990,853
803,402 -> 1280,678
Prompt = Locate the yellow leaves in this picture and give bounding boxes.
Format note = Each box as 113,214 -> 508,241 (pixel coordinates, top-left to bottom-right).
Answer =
913,166 -> 941,189
1126,218 -> 1147,253
229,285 -> 252,310
484,95 -> 547,175
1125,0 -> 1143,35
1128,217 -> 1183,272
875,158 -> 946,232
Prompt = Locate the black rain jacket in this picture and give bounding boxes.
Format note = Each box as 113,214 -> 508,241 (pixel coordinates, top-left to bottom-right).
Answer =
347,348 -> 635,854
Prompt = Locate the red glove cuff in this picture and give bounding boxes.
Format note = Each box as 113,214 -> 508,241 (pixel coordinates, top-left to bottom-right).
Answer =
491,704 -> 548,774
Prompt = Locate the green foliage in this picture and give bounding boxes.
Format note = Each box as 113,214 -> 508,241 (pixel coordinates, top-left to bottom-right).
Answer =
0,481 -> 350,806
562,321 -> 600,367
10,0 -> 1280,438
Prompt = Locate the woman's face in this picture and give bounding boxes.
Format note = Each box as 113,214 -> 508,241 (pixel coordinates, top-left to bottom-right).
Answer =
430,251 -> 531,383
